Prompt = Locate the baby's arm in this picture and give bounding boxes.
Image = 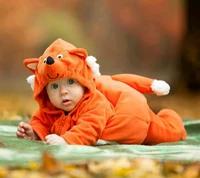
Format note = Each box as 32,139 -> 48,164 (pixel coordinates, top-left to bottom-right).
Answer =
16,122 -> 39,140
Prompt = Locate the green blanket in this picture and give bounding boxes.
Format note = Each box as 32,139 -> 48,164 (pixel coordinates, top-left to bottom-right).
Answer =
0,119 -> 200,167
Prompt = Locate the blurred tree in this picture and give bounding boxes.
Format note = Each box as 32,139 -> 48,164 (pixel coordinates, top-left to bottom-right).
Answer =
74,0 -> 185,86
179,1 -> 200,91
0,0 -> 186,92
0,1 -> 44,91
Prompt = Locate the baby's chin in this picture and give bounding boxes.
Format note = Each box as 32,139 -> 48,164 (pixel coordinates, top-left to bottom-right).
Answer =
61,105 -> 75,113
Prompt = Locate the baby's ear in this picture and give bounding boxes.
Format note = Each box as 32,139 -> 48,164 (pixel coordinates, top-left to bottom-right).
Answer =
24,58 -> 39,74
69,48 -> 88,59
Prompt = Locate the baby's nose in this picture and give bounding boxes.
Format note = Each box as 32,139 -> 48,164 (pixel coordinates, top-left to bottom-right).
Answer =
60,86 -> 68,95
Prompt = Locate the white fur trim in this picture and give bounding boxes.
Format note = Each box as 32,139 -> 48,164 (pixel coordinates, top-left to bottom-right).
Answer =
26,75 -> 35,91
86,56 -> 101,77
151,80 -> 170,96
95,139 -> 118,145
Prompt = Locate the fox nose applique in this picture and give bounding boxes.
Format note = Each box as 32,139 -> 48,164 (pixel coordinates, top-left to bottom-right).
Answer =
45,56 -> 55,65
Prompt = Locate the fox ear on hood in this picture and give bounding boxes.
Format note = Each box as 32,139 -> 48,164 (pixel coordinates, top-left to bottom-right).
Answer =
24,58 -> 39,74
69,48 -> 88,59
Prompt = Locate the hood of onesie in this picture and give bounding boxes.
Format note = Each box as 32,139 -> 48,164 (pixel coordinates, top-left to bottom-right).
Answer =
24,38 -> 100,113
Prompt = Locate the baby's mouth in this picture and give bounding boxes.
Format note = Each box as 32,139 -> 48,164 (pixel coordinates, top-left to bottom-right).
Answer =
62,99 -> 70,105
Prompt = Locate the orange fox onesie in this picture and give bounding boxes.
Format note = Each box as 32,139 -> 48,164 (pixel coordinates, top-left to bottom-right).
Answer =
24,38 -> 187,145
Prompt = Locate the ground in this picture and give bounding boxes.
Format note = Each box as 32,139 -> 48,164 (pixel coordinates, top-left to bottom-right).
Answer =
0,90 -> 200,178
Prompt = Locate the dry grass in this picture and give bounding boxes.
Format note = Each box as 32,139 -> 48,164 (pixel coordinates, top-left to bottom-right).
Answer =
1,89 -> 200,120
147,89 -> 200,119
0,91 -> 37,120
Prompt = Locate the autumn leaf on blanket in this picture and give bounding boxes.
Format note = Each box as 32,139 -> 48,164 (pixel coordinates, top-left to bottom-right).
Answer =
0,142 -> 5,148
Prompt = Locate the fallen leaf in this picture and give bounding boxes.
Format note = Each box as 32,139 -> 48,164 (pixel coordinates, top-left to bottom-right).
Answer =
0,142 -> 5,148
41,152 -> 62,175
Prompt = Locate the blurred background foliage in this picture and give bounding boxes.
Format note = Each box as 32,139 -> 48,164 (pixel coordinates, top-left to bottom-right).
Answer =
0,0 -> 200,119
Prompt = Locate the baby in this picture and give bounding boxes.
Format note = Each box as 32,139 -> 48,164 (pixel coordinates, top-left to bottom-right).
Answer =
16,38 -> 187,145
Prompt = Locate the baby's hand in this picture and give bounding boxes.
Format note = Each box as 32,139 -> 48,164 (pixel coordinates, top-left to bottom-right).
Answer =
45,134 -> 67,145
16,122 -> 38,140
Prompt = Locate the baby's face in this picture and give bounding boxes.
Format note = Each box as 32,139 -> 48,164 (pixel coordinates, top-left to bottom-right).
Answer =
46,78 -> 86,112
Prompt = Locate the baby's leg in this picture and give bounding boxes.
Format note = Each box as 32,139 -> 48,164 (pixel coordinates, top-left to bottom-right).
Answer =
143,109 -> 187,145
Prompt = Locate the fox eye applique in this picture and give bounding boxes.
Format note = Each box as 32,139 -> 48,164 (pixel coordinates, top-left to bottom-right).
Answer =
43,58 -> 47,63
57,54 -> 63,58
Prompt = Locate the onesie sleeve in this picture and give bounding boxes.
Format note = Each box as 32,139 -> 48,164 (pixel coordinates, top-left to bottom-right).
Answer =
111,74 -> 154,94
29,109 -> 51,141
61,91 -> 113,145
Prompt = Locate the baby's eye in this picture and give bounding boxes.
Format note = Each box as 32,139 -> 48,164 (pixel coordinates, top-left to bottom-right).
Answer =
57,54 -> 63,59
67,79 -> 75,85
51,83 -> 58,89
